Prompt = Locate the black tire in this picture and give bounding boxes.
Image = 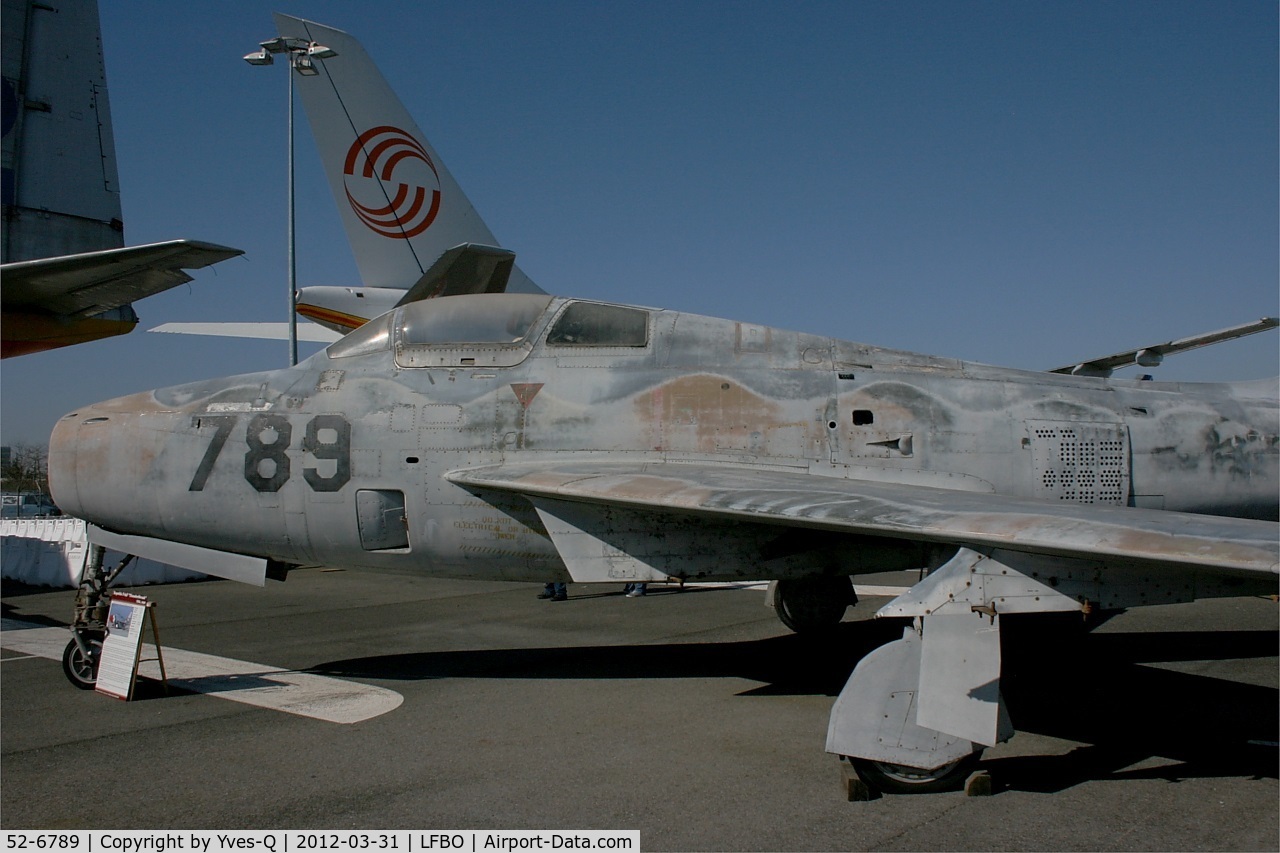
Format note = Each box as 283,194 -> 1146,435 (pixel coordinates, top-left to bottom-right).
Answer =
849,753 -> 980,795
61,632 -> 104,689
773,576 -> 854,634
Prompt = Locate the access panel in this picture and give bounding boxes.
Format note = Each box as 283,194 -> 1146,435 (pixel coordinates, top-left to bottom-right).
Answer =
356,489 -> 409,550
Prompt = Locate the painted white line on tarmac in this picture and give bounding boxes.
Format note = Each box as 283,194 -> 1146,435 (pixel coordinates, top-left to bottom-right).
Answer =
853,585 -> 912,597
1,618 -> 402,724
678,581 -> 771,591
670,578 -> 911,591
0,620 -> 71,659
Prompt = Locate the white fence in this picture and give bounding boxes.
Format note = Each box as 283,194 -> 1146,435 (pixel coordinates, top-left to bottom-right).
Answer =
1,518 -> 205,587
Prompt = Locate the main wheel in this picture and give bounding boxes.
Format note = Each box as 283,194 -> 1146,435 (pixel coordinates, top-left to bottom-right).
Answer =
61,631 -> 104,689
849,753 -> 980,795
772,576 -> 855,634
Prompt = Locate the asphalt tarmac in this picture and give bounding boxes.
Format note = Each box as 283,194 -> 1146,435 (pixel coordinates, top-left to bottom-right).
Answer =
2,570 -> 1276,851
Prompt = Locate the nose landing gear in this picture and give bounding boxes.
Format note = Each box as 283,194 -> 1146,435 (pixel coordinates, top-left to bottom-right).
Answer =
61,545 -> 135,689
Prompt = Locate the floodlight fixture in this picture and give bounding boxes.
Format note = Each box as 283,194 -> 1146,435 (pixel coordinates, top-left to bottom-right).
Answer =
258,36 -> 308,54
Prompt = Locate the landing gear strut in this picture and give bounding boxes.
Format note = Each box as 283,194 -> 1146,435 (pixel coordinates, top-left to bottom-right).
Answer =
61,545 -> 135,689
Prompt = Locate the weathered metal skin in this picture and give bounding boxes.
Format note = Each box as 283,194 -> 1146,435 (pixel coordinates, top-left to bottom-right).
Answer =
49,294 -> 1279,584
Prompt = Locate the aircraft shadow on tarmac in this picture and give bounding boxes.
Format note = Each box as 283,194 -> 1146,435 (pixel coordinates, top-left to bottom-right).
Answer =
991,622 -> 1279,793
310,618 -> 904,696
308,618 -> 1277,795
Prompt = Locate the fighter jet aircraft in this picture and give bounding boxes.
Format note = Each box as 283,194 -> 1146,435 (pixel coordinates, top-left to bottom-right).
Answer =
49,283 -> 1278,791
46,12 -> 1279,795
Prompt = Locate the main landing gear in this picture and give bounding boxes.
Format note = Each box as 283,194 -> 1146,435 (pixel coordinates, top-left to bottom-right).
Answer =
826,614 -> 999,795
768,576 -> 857,634
61,544 -> 135,689
826,547 -> 1098,796
847,754 -> 981,795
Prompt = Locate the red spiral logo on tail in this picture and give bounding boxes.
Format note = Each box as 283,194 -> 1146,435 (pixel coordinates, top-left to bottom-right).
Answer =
343,126 -> 441,239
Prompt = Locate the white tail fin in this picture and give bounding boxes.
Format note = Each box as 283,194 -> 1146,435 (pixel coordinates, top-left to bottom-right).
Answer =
2,0 -> 124,263
274,14 -> 541,294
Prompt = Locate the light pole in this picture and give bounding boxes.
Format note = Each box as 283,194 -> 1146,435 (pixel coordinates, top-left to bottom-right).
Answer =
244,36 -> 337,366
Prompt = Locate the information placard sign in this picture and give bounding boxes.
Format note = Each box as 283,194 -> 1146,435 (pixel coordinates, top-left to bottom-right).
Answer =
95,591 -> 149,699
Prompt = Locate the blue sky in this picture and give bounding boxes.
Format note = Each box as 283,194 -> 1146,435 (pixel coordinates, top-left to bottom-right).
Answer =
2,0 -> 1276,445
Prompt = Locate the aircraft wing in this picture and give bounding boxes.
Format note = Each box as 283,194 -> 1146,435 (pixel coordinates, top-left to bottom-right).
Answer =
149,322 -> 342,343
1,240 -> 243,317
1050,317 -> 1279,377
446,460 -> 1278,578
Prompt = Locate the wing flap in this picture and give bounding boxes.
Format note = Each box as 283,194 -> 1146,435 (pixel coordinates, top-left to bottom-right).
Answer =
446,460 -> 1279,577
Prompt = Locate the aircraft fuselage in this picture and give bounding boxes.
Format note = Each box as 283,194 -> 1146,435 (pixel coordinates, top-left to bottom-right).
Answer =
49,295 -> 1280,583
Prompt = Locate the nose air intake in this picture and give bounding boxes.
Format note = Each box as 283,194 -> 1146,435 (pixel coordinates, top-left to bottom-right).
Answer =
46,391 -> 177,537
49,405 -> 139,526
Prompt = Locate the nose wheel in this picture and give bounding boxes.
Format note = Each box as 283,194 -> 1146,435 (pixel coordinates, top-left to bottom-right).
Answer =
62,630 -> 105,689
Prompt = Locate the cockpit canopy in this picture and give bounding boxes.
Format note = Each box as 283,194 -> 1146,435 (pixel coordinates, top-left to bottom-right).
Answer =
401,293 -> 552,346
327,294 -> 650,367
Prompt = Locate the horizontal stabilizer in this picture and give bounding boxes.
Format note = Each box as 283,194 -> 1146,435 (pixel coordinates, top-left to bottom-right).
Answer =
1052,317 -> 1279,377
2,240 -> 243,317
149,322 -> 342,343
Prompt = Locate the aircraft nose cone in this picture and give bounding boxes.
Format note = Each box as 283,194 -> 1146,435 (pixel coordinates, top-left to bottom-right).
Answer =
47,391 -> 172,529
